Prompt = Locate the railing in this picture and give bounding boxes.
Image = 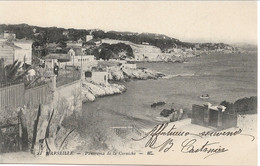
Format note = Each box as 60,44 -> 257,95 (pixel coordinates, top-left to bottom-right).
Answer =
56,69 -> 81,87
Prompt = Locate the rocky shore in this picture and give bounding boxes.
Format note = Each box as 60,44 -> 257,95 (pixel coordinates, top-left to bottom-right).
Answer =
82,81 -> 127,102
108,66 -> 165,81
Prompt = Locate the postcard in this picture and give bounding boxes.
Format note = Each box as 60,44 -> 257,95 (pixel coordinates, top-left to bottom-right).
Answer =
0,1 -> 257,165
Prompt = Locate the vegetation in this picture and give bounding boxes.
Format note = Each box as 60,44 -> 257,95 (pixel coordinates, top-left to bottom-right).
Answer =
220,96 -> 257,114
0,59 -> 29,84
0,23 -> 234,59
0,24 -> 191,53
92,43 -> 134,60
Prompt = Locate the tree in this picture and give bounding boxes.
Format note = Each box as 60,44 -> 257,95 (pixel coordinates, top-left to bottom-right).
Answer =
0,60 -> 29,84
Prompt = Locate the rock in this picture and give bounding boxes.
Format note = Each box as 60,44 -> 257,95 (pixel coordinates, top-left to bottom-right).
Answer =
160,109 -> 174,117
107,66 -> 165,81
81,81 -> 126,101
151,101 -> 166,108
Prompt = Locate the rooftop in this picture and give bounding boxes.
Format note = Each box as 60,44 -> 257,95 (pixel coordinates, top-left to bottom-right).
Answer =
44,53 -> 71,62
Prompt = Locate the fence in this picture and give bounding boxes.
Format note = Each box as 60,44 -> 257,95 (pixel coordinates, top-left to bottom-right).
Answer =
0,82 -> 50,112
24,84 -> 50,108
0,83 -> 25,111
44,68 -> 81,87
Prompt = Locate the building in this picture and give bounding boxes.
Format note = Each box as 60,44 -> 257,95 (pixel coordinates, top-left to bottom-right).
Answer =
13,39 -> 33,65
142,42 -> 150,45
77,38 -> 83,43
191,103 -> 237,129
44,53 -> 71,69
84,69 -> 108,85
68,48 -> 97,69
86,35 -> 93,42
0,41 -> 22,66
63,30 -> 69,36
0,39 -> 32,66
66,41 -> 82,48
3,31 -> 16,40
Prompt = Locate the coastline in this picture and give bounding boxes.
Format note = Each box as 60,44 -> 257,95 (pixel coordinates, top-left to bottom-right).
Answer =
81,65 -> 166,102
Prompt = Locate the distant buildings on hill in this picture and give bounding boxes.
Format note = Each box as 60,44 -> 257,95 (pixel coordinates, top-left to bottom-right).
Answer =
0,32 -> 33,66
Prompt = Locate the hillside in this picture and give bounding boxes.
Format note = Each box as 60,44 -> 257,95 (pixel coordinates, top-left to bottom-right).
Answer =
0,24 -> 235,50
0,23 -> 237,61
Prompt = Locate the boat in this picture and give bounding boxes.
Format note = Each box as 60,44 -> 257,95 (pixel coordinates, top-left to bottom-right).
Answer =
200,94 -> 210,99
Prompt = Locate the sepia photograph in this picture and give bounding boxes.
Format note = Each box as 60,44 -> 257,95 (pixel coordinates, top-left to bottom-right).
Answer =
0,1 -> 257,165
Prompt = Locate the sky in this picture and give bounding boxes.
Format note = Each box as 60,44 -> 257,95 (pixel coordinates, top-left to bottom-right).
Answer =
0,1 -> 257,44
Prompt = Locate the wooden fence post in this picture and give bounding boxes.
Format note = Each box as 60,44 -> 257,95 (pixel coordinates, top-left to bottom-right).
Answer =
18,108 -> 29,151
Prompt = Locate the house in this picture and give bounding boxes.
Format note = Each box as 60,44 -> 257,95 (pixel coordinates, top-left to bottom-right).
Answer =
67,48 -> 97,69
13,39 -> 33,65
44,53 -> 71,69
66,41 -> 82,48
63,30 -> 69,36
142,42 -> 150,45
191,103 -> 237,129
3,31 -> 16,40
77,38 -> 83,43
0,41 -> 22,66
84,69 -> 108,85
0,40 -> 32,66
86,35 -> 93,42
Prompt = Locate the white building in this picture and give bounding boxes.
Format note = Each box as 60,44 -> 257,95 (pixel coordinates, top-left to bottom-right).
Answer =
4,31 -> 16,40
86,35 -> 93,42
0,40 -> 32,66
84,70 -> 108,85
68,48 -> 97,69
13,39 -> 33,65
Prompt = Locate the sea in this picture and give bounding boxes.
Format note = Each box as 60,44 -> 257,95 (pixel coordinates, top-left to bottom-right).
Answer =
81,52 -> 257,130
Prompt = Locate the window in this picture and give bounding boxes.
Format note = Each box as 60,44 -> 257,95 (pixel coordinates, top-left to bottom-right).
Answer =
85,71 -> 92,77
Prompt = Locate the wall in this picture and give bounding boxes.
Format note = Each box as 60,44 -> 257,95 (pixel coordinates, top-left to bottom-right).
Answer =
0,46 -> 14,66
24,83 -> 51,109
67,55 -> 97,68
91,72 -> 108,85
191,104 -> 205,126
14,49 -> 31,65
13,41 -> 32,65
54,79 -> 82,116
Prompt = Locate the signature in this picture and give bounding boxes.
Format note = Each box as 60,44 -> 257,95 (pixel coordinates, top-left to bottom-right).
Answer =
132,123 -> 189,152
132,122 -> 254,158
181,139 -> 228,159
